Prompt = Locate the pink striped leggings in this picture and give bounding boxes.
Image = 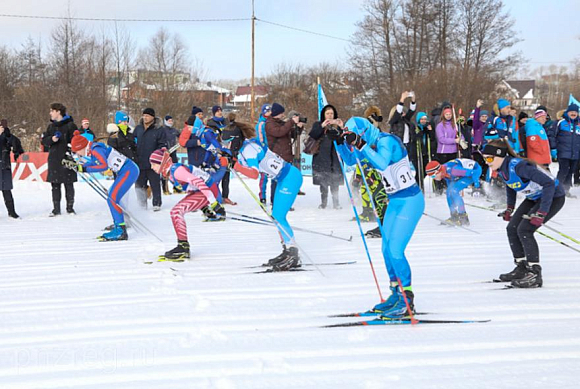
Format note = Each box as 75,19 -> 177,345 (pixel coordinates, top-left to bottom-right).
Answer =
170,192 -> 210,241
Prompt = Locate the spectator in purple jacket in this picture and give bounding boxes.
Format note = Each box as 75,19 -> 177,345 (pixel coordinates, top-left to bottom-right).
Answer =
435,106 -> 462,164
472,99 -> 489,179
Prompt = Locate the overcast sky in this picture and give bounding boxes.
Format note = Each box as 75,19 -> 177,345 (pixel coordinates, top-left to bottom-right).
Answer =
0,0 -> 578,82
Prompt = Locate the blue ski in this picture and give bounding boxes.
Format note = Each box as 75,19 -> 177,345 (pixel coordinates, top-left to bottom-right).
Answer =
323,318 -> 490,327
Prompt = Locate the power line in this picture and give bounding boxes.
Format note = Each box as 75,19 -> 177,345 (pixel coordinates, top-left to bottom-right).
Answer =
0,13 -> 250,22
257,18 -> 352,43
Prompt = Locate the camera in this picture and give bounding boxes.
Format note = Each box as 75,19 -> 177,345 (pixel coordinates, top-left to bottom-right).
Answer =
298,116 -> 308,124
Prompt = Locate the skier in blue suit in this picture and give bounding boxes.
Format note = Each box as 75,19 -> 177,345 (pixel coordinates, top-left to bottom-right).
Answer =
330,117 -> 424,318
68,131 -> 139,241
425,158 -> 482,226
232,121 -> 303,271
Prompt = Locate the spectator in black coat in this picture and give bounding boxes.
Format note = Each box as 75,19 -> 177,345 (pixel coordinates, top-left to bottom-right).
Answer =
161,115 -> 181,194
180,106 -> 205,167
310,104 -> 344,209
107,110 -> 137,162
133,108 -> 167,210
41,103 -> 78,216
220,113 -> 245,205
0,119 -> 23,218
389,91 -> 418,176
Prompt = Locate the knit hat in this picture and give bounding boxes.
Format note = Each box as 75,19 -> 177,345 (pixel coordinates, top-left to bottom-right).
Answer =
271,103 -> 285,117
480,110 -> 489,117
81,118 -> 89,125
191,106 -> 203,116
261,104 -> 272,116
142,107 -> 155,117
149,149 -> 166,165
212,105 -> 222,115
534,109 -> 547,119
519,112 -> 529,121
482,143 -> 508,157
70,130 -> 89,152
497,99 -> 510,110
566,103 -> 579,113
164,115 -> 173,121
115,111 -> 129,124
425,160 -> 443,176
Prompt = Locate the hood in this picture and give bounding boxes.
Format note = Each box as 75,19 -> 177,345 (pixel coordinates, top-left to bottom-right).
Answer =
416,112 -> 427,125
320,104 -> 338,121
344,116 -> 380,146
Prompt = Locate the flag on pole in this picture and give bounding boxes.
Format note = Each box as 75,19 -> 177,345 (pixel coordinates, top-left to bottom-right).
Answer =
318,78 -> 328,120
570,94 -> 580,107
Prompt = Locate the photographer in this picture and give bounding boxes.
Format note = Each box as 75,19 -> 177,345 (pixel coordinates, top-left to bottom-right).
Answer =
0,119 -> 23,218
266,103 -> 305,205
310,105 -> 343,209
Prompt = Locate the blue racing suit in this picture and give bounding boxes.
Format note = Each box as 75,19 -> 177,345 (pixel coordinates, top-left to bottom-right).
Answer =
442,158 -> 482,215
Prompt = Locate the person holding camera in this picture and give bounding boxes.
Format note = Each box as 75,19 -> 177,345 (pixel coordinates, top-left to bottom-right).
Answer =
309,104 -> 344,209
266,103 -> 304,206
0,119 -> 24,218
41,103 -> 79,216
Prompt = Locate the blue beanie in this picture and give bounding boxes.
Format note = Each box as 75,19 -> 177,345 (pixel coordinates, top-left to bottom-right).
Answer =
261,103 -> 272,116
566,103 -> 579,113
271,103 -> 284,117
212,105 -> 222,115
480,110 -> 489,116
497,99 -> 510,110
191,106 -> 203,116
114,111 -> 129,124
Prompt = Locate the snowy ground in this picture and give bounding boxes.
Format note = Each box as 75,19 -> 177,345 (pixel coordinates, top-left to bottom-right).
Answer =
1,175 -> 580,389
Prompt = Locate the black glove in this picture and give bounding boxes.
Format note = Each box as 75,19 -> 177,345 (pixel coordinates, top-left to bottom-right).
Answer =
344,132 -> 366,149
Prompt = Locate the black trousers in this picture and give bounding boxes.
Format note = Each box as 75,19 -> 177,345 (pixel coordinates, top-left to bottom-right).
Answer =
319,184 -> 339,207
222,171 -> 231,199
51,182 -> 75,211
2,189 -> 15,214
136,168 -> 162,207
506,196 -> 566,263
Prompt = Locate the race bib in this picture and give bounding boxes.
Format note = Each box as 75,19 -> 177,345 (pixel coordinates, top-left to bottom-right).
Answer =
380,155 -> 416,194
259,149 -> 285,178
457,158 -> 476,170
107,148 -> 127,173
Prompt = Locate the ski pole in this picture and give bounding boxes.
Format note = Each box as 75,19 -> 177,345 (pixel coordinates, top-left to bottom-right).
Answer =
520,215 -> 580,250
535,229 -> 580,254
230,168 -> 324,275
333,141 -> 384,302
422,211 -> 481,234
227,211 -> 353,242
76,170 -> 163,242
465,201 -> 566,227
354,156 -> 416,324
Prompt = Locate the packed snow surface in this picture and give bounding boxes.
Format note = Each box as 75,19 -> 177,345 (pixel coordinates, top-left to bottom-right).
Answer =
1,177 -> 579,388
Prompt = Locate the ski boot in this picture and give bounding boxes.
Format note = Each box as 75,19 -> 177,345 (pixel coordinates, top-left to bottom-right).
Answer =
370,284 -> 401,313
365,226 -> 382,238
511,264 -> 542,288
160,240 -> 190,262
263,246 -> 288,266
441,213 -> 459,226
498,259 -> 528,282
66,202 -> 75,215
201,205 -> 225,222
378,290 -> 415,319
271,247 -> 301,271
458,213 -> 470,226
98,224 -> 128,241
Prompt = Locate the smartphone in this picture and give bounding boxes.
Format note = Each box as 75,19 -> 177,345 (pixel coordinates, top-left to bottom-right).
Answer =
408,91 -> 415,99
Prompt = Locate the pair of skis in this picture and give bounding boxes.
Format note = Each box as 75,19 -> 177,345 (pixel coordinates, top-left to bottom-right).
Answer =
325,310 -> 489,327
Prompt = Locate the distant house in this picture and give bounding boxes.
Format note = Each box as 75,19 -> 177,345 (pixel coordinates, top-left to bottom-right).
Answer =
232,85 -> 269,107
496,80 -> 540,113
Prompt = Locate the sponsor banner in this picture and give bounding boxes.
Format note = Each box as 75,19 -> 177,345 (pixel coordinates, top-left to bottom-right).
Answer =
11,152 -> 49,182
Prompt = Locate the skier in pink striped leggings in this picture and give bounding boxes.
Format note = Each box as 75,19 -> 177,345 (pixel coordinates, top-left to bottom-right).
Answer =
149,149 -> 226,261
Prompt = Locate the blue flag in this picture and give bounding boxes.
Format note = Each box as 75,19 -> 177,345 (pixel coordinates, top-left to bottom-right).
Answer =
570,94 -> 580,107
318,83 -> 328,120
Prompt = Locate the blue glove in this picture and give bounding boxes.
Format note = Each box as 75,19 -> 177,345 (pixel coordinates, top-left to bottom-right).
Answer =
551,149 -> 557,160
54,131 -> 62,139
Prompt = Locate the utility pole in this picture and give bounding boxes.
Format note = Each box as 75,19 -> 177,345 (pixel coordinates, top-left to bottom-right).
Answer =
251,0 -> 256,122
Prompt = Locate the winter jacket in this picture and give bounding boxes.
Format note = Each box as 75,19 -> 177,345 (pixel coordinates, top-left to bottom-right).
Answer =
206,117 -> 228,133
491,114 -> 520,153
0,128 -> 23,170
79,128 -> 95,142
221,122 -> 244,157
254,115 -> 268,147
555,114 -> 580,160
265,116 -> 295,163
309,104 -> 344,187
133,117 -> 167,170
164,126 -> 180,150
435,119 -> 459,154
107,125 -> 137,162
415,112 -> 437,161
523,118 -> 551,165
41,116 -> 78,184
472,107 -> 487,148
389,102 -> 417,144
179,120 -> 205,167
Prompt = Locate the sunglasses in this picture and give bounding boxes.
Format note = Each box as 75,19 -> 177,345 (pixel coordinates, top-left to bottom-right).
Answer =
483,155 -> 495,163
